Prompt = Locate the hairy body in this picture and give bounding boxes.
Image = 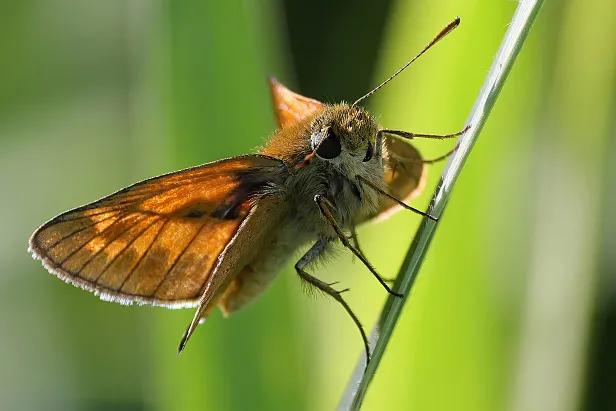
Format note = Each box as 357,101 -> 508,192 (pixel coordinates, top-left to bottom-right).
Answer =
222,104 -> 387,315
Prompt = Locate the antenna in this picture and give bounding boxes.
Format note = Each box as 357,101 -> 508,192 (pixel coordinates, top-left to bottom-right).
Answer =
352,17 -> 460,107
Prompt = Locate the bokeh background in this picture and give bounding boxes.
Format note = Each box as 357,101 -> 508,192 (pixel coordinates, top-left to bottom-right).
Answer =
1,1 -> 615,410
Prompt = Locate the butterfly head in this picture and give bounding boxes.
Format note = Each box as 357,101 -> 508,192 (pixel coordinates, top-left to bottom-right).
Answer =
309,104 -> 380,166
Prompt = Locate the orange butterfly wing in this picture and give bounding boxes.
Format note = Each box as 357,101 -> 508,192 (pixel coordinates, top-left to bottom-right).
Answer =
29,155 -> 287,309
269,77 -> 326,129
268,78 -> 426,222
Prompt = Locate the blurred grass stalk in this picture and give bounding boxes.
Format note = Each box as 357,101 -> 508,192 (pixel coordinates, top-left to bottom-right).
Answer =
510,0 -> 616,410
338,1 -> 546,409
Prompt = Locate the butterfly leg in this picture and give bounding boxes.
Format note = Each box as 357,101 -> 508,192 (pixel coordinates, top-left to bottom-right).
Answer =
379,125 -> 471,166
349,225 -> 366,261
350,225 -> 395,284
357,175 -> 437,221
315,194 -> 403,297
378,124 -> 470,141
295,238 -> 370,366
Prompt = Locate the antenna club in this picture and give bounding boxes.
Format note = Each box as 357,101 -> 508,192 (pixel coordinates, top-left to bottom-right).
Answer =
352,17 -> 461,107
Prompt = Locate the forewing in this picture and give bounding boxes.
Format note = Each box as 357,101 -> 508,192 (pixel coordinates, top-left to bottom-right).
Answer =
29,155 -> 286,308
358,136 -> 427,224
269,77 -> 325,129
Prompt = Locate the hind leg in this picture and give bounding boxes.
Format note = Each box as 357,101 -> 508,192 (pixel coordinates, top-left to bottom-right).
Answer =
295,238 -> 370,367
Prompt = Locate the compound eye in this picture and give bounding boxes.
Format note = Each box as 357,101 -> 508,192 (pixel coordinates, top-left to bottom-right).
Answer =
315,128 -> 341,160
363,142 -> 373,162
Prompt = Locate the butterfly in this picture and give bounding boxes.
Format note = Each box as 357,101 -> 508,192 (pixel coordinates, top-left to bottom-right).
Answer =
29,18 -> 466,364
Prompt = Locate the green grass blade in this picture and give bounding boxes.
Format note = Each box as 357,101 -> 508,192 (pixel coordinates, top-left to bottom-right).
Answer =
338,1 -> 546,409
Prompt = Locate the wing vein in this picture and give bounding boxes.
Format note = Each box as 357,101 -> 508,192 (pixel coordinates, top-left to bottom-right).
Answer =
58,211 -> 134,265
115,219 -> 170,292
151,221 -> 208,297
57,209 -> 123,223
86,216 -> 161,282
46,211 -> 123,251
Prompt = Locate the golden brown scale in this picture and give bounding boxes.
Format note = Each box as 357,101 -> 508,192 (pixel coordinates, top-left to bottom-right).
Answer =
261,111 -> 319,166
29,155 -> 286,308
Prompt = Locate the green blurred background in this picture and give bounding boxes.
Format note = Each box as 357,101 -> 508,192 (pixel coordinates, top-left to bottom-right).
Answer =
2,1 -> 615,410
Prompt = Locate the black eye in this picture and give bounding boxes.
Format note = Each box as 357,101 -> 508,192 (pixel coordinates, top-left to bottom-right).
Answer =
363,142 -> 373,162
315,128 -> 341,159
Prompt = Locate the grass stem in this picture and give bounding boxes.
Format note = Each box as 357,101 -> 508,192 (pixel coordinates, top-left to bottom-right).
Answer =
337,1 -> 546,409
